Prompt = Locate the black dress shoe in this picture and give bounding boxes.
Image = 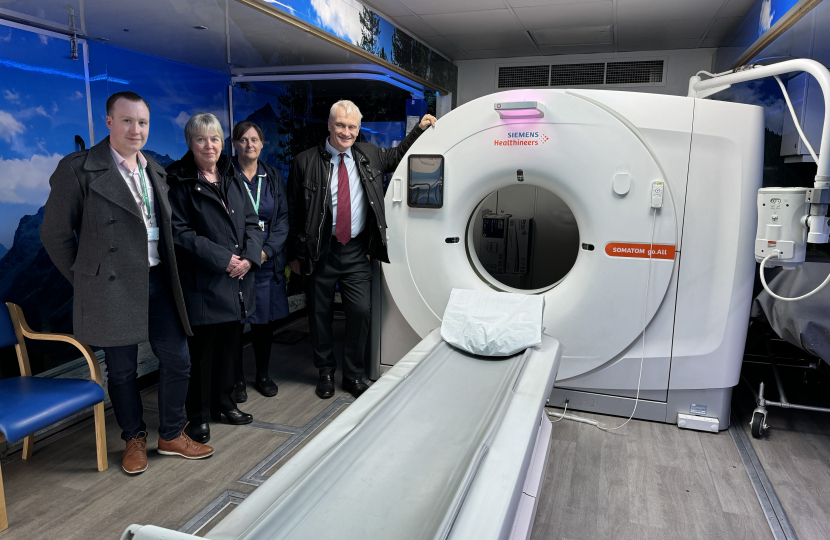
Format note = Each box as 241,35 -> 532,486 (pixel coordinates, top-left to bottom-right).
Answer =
342,378 -> 369,398
255,375 -> 278,397
232,382 -> 248,403
186,422 -> 211,444
211,408 -> 253,425
316,374 -> 335,399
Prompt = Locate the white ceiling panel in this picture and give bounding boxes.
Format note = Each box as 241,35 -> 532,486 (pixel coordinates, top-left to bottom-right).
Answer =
402,0 -> 507,16
419,35 -> 472,59
420,9 -> 523,34
538,43 -> 615,55
393,14 -> 440,37
617,18 -> 712,42
362,0 -> 413,17
617,38 -> 702,51
532,26 -> 612,46
465,46 -> 540,59
700,36 -> 723,47
513,1 -> 614,31
506,0 -> 592,7
706,16 -> 743,38
720,0 -> 757,17
616,0 -> 724,24
446,31 -> 532,51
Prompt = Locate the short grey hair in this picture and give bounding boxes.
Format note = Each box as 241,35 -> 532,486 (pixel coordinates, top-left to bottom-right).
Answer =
329,100 -> 362,123
184,112 -> 224,149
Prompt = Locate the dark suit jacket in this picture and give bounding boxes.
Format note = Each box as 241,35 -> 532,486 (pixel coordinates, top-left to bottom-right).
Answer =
40,136 -> 192,347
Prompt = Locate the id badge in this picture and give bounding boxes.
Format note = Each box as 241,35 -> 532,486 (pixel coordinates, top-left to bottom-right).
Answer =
147,227 -> 160,241
258,220 -> 265,231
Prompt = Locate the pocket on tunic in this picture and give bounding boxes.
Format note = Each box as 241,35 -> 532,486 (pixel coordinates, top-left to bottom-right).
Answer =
71,258 -> 100,276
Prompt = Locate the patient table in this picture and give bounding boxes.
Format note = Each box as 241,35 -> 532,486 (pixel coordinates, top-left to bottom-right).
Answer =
122,329 -> 562,540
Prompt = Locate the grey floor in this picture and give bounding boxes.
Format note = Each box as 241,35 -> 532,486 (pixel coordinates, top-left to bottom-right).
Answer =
0,320 -> 826,540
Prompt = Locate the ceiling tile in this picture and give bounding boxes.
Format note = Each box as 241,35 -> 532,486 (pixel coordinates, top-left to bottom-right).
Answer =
506,0 -> 589,7
720,0 -> 757,18
446,31 -> 532,50
532,25 -> 612,46
393,14 -> 440,37
700,36 -> 723,47
616,38 -> 701,52
616,0 -> 724,24
361,0 -> 412,17
617,18 -> 712,42
420,35 -> 472,59
513,2 -> 614,31
402,0 -> 507,16
420,9 -> 523,34
706,16 -> 743,38
464,47 -> 540,59
537,43 -> 615,55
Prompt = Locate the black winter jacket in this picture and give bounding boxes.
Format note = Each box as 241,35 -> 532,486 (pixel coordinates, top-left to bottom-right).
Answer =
286,125 -> 426,274
257,161 -> 289,282
166,152 -> 262,326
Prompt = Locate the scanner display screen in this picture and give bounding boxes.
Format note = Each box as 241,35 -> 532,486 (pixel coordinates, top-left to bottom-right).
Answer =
408,155 -> 443,208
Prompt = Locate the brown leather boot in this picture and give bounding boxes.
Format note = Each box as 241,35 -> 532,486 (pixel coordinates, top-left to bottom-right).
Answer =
122,432 -> 148,474
157,424 -> 214,460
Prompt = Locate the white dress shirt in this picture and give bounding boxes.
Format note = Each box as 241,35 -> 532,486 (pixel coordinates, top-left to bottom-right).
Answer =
109,145 -> 161,266
325,138 -> 367,238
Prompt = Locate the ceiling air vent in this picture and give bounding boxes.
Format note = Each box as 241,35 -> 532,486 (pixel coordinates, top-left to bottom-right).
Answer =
605,60 -> 664,85
497,65 -> 551,89
549,62 -> 604,87
496,58 -> 666,89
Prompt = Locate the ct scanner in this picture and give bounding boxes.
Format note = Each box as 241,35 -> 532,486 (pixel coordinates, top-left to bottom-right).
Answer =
377,86 -> 763,430
123,59 -> 830,540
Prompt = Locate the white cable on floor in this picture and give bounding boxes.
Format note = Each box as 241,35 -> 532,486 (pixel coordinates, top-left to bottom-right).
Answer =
760,249 -> 830,301
548,398 -> 568,423
774,75 -> 819,162
696,69 -> 733,78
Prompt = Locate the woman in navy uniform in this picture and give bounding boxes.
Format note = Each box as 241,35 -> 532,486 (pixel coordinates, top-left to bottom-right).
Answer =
231,121 -> 290,401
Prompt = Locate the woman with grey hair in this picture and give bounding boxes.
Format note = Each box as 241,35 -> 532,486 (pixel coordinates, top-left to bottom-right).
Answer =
167,112 -> 262,444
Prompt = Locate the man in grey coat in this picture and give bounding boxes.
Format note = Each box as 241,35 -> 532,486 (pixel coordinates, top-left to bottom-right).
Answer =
41,91 -> 214,475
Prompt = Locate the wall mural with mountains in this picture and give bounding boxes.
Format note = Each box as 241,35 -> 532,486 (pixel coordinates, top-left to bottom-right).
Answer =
0,27 -> 229,379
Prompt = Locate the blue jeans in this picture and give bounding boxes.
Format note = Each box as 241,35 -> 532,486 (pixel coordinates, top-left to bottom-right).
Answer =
102,267 -> 191,441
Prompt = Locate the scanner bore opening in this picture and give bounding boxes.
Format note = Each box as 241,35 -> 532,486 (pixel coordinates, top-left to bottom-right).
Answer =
467,184 -> 579,292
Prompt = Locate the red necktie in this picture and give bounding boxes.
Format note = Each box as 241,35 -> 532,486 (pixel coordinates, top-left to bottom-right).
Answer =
336,153 -> 351,245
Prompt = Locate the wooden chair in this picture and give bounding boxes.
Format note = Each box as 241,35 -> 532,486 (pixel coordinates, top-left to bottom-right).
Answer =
0,302 -> 107,532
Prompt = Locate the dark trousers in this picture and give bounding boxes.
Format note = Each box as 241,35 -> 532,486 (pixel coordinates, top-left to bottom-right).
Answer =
235,321 -> 280,382
306,233 -> 372,380
102,266 -> 190,442
186,321 -> 239,423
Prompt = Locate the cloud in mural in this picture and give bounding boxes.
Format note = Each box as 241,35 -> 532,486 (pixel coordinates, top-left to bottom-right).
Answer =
70,90 -> 84,100
311,0 -> 363,44
0,110 -> 25,142
759,0 -> 775,33
173,111 -> 190,129
3,89 -> 20,103
0,153 -> 62,204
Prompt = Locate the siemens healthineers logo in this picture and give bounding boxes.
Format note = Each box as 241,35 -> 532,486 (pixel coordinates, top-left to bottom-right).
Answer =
494,131 -> 549,147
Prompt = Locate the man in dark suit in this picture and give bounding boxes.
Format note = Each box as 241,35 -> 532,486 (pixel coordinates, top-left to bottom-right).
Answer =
287,100 -> 436,399
41,91 -> 214,475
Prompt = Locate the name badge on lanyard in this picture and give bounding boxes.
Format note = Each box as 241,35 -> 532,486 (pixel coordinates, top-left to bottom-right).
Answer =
258,220 -> 265,231
147,227 -> 160,241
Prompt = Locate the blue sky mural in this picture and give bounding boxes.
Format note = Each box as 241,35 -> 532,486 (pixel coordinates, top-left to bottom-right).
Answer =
88,43 -> 230,163
0,24 -> 89,249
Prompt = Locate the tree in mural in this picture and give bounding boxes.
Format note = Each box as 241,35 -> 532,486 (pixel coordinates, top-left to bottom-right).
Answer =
359,7 -> 387,61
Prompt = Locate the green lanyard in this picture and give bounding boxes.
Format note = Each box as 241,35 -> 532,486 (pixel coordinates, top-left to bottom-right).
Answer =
244,175 -> 262,214
135,163 -> 151,219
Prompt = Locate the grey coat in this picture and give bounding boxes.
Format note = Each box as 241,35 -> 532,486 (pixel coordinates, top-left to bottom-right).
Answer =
40,136 -> 192,347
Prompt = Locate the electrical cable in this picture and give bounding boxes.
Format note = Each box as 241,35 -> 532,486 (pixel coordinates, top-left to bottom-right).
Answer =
696,69 -> 733,78
548,398 -> 568,423
760,249 -> 830,301
774,75 -> 819,162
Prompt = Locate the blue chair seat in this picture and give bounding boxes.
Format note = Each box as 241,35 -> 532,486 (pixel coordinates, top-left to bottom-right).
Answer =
0,377 -> 105,443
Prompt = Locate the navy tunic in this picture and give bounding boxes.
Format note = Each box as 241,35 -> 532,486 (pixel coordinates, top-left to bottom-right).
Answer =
235,158 -> 290,324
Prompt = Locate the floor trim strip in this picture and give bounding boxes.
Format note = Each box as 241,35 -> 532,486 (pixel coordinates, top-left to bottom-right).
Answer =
178,490 -> 249,535
729,413 -> 799,540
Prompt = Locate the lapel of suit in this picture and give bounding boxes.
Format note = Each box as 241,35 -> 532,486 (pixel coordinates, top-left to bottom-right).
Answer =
86,138 -> 143,221
144,156 -> 171,226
